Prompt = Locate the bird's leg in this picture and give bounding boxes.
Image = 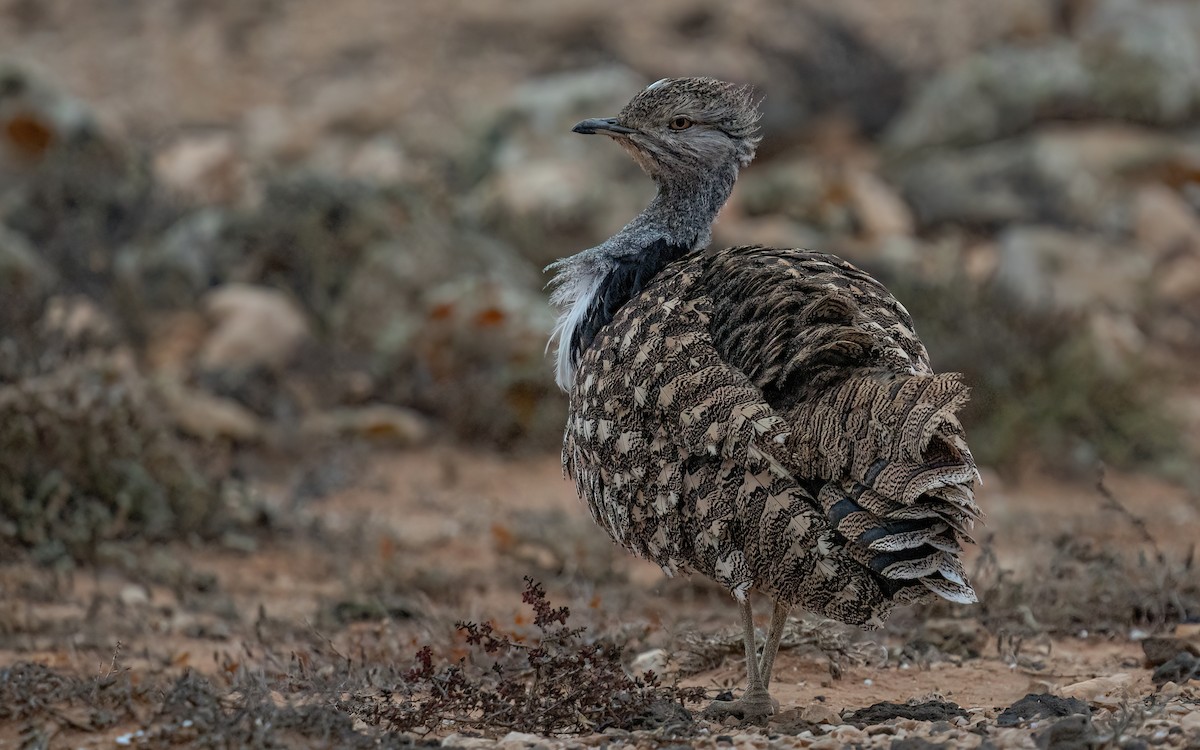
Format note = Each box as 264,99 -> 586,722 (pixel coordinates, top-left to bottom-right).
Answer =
702,598 -> 777,723
758,600 -> 791,689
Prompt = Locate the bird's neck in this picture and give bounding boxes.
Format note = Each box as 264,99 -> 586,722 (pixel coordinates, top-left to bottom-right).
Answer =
634,163 -> 739,252
549,163 -> 740,390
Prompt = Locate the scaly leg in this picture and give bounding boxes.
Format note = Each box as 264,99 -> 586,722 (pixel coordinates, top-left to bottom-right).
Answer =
758,600 -> 791,689
702,598 -> 777,723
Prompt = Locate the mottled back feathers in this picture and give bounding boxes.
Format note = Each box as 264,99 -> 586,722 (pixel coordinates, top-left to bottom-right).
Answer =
562,245 -> 981,623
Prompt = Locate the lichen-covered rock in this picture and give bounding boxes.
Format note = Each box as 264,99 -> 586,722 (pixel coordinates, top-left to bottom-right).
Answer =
885,1 -> 1200,153
0,59 -> 98,173
223,174 -> 400,329
115,208 -> 230,322
994,225 -> 1152,315
890,126 -> 1173,232
1,63 -> 160,302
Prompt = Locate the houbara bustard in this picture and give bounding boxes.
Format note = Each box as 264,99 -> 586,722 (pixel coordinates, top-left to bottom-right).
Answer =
547,77 -> 981,721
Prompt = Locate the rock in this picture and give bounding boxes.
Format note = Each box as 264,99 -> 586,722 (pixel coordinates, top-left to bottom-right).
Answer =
1032,714 -> 1100,750
155,378 -> 265,443
0,224 -> 56,323
1152,651 -> 1199,686
223,175 -> 399,328
341,135 -> 410,185
1135,184 -> 1200,320
0,60 -> 98,172
497,732 -> 543,748
996,693 -> 1092,727
116,209 -> 234,321
1060,673 -> 1133,704
891,126 -> 1171,231
1143,637 -> 1200,668
153,132 -> 252,206
440,733 -> 495,749
845,169 -> 914,238
1,64 -> 153,299
993,226 -> 1151,315
1181,710 -> 1200,732
1135,184 -> 1200,260
41,295 -> 116,345
799,703 -> 842,726
199,284 -> 310,372
118,584 -> 150,607
299,404 -> 429,447
630,648 -> 670,677
843,700 -> 967,727
885,42 -> 1090,153
885,2 -> 1200,153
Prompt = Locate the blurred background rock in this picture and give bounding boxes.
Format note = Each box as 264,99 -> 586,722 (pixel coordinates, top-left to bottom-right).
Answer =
2,0 -> 1200,561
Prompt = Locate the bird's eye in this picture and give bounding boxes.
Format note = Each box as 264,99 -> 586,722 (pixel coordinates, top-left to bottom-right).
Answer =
668,116 -> 693,131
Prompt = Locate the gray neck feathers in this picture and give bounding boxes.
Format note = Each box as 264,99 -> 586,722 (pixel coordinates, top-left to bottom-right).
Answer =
547,163 -> 739,390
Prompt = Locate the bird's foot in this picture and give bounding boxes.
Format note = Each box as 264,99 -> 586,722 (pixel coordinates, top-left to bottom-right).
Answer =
702,688 -> 778,724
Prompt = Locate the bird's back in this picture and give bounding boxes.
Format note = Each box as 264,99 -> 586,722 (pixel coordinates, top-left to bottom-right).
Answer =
563,245 -> 980,627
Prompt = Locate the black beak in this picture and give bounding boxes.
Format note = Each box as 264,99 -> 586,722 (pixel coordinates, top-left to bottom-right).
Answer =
572,117 -> 637,136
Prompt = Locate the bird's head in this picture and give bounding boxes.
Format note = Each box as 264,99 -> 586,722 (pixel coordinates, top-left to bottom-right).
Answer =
572,77 -> 762,183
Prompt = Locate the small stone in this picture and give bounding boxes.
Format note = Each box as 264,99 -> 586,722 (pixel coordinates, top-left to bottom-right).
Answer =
156,378 -> 264,443
497,731 -> 543,747
1176,623 -> 1200,640
1135,184 -> 1200,260
118,585 -> 149,607
845,169 -> 913,239
441,733 -> 496,749
1143,637 -> 1200,667
800,703 -> 842,726
630,648 -> 670,677
827,725 -> 865,743
1060,673 -> 1133,704
1152,651 -> 1199,686
199,284 -> 310,372
153,132 -> 251,206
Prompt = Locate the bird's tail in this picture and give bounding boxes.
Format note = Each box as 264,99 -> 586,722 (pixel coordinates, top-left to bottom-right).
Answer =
786,372 -> 981,610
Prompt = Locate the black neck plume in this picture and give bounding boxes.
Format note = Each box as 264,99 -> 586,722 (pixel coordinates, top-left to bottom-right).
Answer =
570,237 -> 696,360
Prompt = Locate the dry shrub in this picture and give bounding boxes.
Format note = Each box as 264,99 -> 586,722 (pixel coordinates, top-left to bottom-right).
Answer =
342,578 -> 702,736
883,272 -> 1183,476
0,351 -> 220,564
967,532 -> 1198,637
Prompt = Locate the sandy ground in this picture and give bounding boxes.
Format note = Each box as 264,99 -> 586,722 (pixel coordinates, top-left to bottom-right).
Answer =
3,446 -> 1198,747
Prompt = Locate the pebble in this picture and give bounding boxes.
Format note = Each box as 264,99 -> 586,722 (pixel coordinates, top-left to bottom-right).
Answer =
442,733 -> 496,748
630,648 -> 670,676
499,731 -> 545,747
118,584 -> 150,607
1060,673 -> 1132,704
799,704 -> 841,726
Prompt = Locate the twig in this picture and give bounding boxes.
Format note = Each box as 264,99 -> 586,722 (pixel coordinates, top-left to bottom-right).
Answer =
1096,464 -> 1161,555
